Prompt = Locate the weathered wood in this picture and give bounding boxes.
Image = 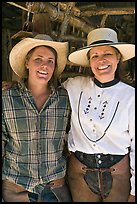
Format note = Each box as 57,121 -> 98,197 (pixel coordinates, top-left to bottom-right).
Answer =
68,17 -> 94,33
81,7 -> 135,17
11,31 -> 33,39
47,4 -> 95,33
6,2 -> 135,17
3,2 -> 135,84
59,2 -> 76,40
6,2 -> 30,12
6,2 -> 135,35
32,12 -> 52,35
50,2 -> 81,17
6,2 -> 94,33
57,34 -> 87,43
2,28 -> 13,81
100,14 -> 108,27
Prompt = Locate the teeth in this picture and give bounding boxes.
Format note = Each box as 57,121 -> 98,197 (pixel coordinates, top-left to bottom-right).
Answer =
38,71 -> 48,75
98,65 -> 109,70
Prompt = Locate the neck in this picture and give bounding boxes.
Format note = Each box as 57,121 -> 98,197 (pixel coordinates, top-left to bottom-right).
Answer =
27,79 -> 52,111
27,79 -> 50,97
95,76 -> 115,83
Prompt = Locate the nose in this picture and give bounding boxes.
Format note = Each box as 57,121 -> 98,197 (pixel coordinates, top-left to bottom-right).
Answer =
40,62 -> 48,68
98,55 -> 107,61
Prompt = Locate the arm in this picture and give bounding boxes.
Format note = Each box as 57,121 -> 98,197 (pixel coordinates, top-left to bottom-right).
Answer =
128,194 -> 135,202
128,95 -> 135,199
2,112 -> 9,161
2,81 -> 17,91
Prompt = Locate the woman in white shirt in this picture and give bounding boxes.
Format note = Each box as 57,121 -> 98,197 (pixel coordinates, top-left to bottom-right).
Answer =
63,27 -> 135,202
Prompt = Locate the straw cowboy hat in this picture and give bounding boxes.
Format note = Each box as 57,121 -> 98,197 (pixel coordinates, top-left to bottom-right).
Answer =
68,27 -> 135,67
9,34 -> 68,78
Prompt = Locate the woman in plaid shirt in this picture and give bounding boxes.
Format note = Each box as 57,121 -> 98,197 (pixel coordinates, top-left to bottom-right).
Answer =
2,34 -> 72,202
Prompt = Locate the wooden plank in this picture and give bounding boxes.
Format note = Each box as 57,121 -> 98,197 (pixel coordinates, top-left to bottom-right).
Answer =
81,7 -> 135,17
59,2 -> 76,40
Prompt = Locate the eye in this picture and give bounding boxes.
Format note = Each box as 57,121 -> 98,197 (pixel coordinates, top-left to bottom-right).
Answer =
34,58 -> 42,63
105,53 -> 112,56
91,55 -> 98,59
48,59 -> 55,64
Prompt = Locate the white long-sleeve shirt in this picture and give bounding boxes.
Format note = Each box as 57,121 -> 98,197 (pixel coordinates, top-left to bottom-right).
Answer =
63,76 -> 135,195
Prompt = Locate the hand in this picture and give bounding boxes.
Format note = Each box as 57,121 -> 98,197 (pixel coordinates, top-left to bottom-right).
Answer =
2,81 -> 17,91
128,194 -> 135,202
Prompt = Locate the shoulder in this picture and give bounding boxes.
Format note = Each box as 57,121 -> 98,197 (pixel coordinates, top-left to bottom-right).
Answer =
117,82 -> 135,106
119,81 -> 135,94
2,81 -> 19,97
62,76 -> 92,89
2,81 -> 18,91
57,86 -> 69,96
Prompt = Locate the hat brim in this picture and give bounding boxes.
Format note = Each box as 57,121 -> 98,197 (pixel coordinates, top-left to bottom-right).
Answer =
68,42 -> 135,67
9,38 -> 68,78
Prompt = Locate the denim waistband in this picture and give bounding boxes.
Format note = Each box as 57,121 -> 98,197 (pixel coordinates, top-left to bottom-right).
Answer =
74,151 -> 125,168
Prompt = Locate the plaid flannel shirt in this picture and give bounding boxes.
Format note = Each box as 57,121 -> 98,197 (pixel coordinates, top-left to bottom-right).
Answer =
2,80 -> 71,194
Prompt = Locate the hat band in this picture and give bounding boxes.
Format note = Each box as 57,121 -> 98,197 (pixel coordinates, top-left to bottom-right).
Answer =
89,40 -> 114,45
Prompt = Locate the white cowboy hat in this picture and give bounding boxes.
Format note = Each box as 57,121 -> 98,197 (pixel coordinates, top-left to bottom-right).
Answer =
9,34 -> 68,78
68,28 -> 135,67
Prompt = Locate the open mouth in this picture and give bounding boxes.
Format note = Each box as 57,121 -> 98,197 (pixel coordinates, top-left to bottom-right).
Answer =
37,70 -> 48,75
97,65 -> 110,70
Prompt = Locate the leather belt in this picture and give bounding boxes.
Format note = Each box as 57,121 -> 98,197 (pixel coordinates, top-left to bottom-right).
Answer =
74,151 -> 125,168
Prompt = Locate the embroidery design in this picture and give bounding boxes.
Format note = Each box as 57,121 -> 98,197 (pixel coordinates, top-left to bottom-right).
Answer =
99,101 -> 108,119
78,91 -> 119,142
84,97 -> 92,114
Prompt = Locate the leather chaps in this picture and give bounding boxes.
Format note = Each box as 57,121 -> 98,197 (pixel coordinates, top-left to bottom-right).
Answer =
67,152 -> 131,202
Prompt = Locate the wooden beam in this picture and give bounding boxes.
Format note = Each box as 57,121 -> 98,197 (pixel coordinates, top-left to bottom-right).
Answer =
50,2 -> 81,17
6,2 -> 31,12
48,5 -> 95,33
6,2 -> 135,35
100,14 -> 108,27
81,7 -> 135,17
59,2 -> 76,40
6,2 -> 93,33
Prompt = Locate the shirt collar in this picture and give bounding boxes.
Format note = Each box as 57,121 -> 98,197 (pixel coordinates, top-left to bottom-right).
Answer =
18,78 -> 56,94
94,77 -> 120,88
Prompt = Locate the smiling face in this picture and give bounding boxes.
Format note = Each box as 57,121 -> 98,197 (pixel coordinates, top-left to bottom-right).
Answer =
89,45 -> 120,83
25,46 -> 56,85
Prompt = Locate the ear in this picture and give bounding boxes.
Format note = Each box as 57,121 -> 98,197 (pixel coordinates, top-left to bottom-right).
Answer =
25,59 -> 29,69
117,53 -> 122,63
117,53 -> 121,63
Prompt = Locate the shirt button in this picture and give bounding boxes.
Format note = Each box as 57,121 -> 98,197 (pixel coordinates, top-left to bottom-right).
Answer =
93,144 -> 96,147
97,154 -> 101,158
98,160 -> 102,164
